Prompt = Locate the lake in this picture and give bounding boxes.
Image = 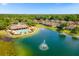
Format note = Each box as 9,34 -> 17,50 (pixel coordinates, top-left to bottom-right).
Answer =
15,28 -> 79,56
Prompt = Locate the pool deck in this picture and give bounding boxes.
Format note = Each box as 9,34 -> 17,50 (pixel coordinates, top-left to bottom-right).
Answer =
7,27 -> 40,39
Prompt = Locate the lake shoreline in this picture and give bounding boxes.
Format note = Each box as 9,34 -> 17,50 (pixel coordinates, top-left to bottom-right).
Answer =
0,24 -> 79,39
36,24 -> 79,39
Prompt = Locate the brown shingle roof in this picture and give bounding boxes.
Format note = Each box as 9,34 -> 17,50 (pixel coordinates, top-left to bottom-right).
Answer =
10,24 -> 28,30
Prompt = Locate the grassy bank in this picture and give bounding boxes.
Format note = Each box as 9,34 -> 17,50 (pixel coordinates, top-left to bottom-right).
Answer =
0,30 -> 8,38
36,24 -> 57,31
14,43 -> 33,56
60,29 -> 79,39
36,24 -> 79,39
0,40 -> 16,56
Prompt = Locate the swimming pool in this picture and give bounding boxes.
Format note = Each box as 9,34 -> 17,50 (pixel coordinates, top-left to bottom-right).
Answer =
16,29 -> 29,34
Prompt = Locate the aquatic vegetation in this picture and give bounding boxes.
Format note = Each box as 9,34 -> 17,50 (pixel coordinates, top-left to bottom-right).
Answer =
72,36 -> 78,40
59,33 -> 66,38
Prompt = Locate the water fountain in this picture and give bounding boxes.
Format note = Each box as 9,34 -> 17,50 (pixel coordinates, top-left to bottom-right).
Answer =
39,40 -> 49,51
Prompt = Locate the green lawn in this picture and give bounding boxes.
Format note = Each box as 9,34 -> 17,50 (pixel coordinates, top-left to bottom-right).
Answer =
0,30 -> 8,38
0,40 -> 16,56
36,24 -> 57,31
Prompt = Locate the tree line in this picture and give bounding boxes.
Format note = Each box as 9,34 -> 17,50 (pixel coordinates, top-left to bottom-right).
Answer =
0,14 -> 79,30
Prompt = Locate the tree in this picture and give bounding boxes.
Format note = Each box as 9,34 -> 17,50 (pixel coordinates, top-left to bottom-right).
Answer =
26,19 -> 36,26
64,15 -> 77,21
0,20 -> 8,30
71,26 -> 79,34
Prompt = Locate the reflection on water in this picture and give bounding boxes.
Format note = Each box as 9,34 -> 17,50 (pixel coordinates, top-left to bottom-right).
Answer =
39,40 -> 49,51
15,28 -> 79,56
59,33 -> 66,40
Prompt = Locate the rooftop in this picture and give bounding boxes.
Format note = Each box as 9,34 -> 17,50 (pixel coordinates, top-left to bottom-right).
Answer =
9,23 -> 28,30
